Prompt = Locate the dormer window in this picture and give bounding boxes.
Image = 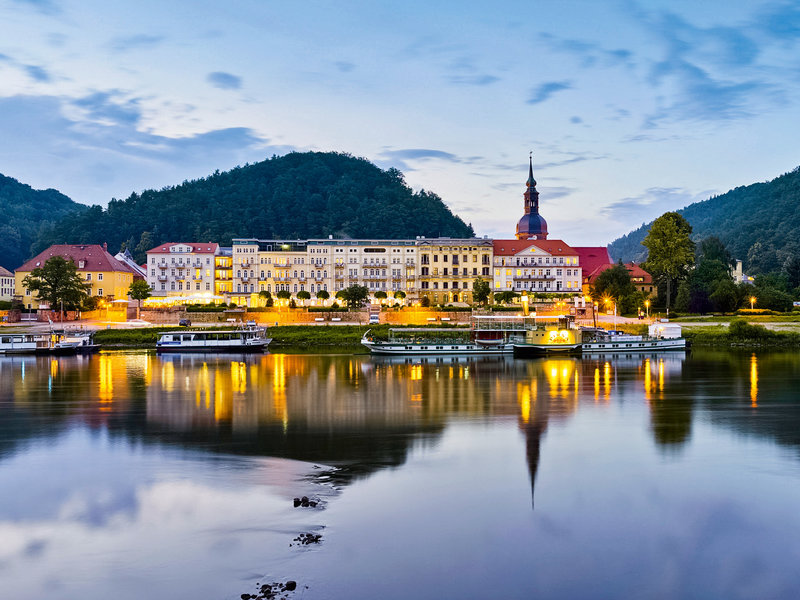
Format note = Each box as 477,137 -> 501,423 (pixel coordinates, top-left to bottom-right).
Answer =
79,260 -> 85,268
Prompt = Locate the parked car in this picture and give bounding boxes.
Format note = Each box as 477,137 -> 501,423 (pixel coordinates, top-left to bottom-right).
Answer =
178,318 -> 191,326
368,314 -> 380,324
246,320 -> 257,327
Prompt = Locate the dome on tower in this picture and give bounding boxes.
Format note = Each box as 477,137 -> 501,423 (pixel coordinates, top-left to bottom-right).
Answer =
515,155 -> 548,240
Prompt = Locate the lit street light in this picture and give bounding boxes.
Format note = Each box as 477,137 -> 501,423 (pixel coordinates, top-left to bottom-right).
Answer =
645,299 -> 650,320
750,296 -> 756,310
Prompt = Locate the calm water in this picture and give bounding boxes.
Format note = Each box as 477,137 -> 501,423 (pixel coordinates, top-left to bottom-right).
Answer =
1,350 -> 800,599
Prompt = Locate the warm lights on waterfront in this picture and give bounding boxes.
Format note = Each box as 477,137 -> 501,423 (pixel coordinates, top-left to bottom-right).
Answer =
750,354 -> 758,407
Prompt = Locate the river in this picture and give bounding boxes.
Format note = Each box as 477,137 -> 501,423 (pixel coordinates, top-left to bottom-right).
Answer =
1,350 -> 799,599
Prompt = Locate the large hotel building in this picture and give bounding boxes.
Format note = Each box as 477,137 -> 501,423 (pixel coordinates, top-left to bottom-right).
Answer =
142,159 -> 614,306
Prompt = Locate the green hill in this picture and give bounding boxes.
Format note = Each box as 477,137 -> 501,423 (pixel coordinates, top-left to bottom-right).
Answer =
34,152 -> 474,264
0,175 -> 86,270
608,166 -> 800,274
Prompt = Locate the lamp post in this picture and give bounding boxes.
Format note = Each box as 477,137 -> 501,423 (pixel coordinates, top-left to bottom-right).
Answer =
593,302 -> 598,328
645,299 -> 650,320
750,296 -> 756,310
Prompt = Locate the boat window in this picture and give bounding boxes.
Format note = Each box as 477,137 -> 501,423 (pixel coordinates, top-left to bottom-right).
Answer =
1,337 -> 8,343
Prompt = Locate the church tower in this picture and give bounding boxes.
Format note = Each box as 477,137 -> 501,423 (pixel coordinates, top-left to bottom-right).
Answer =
515,155 -> 548,240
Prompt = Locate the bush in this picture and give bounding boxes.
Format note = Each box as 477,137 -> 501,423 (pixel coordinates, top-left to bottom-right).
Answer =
728,318 -> 773,340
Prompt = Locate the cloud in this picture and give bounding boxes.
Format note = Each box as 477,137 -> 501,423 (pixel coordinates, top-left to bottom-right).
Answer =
539,33 -> 634,69
109,34 -> 165,53
570,116 -> 583,124
334,61 -> 355,73
73,91 -> 142,126
447,74 -> 500,86
24,64 -> 52,82
600,186 -> 715,226
0,94 -> 277,205
206,71 -> 242,90
755,2 -> 800,40
527,81 -> 572,105
12,0 -> 60,15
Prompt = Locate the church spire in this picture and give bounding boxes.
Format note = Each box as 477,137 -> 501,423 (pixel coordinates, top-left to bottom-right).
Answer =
527,152 -> 536,187
515,153 -> 548,240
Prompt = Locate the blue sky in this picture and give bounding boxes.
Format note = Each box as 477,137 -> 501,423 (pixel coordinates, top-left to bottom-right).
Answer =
1,0 -> 799,245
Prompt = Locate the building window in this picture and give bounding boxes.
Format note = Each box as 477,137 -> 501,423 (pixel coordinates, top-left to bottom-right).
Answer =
97,288 -> 103,296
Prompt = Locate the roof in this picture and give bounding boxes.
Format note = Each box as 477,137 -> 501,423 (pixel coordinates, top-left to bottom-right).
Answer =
585,262 -> 653,284
0,266 -> 12,277
16,245 -> 136,274
146,243 -> 220,254
493,239 -> 577,256
573,247 -> 612,276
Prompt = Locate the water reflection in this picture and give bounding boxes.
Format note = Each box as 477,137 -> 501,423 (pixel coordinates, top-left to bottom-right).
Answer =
3,350 -> 800,599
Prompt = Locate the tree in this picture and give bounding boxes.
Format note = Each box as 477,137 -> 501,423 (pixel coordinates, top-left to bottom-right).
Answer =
276,290 -> 291,301
296,290 -> 311,304
317,290 -> 330,301
493,291 -> 519,305
472,277 -> 491,305
258,289 -> 272,307
393,290 -> 406,300
783,255 -> 800,292
374,291 -> 387,300
642,212 -> 695,315
128,279 -> 152,320
338,284 -> 369,309
698,236 -> 734,267
420,295 -> 431,307
21,256 -> 89,321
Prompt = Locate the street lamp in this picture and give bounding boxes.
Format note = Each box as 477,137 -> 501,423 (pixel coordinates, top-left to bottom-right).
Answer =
645,299 -> 650,320
750,296 -> 756,310
593,302 -> 598,328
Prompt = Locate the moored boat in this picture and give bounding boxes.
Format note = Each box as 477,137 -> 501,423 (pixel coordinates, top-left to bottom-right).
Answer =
512,315 -> 583,357
361,315 -> 534,355
0,332 -> 52,354
579,323 -> 686,352
156,326 -> 271,353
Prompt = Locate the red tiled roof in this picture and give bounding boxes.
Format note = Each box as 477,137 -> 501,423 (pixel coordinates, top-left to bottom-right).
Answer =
493,239 -> 577,256
584,262 -> 653,284
146,243 -> 219,254
573,247 -> 612,277
0,266 -> 13,277
16,245 -> 136,274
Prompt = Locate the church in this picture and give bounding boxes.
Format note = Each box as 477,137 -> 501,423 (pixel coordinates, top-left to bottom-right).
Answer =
492,157 -> 611,296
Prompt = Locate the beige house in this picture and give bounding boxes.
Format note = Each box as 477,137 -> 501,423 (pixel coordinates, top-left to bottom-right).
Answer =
15,244 -> 135,309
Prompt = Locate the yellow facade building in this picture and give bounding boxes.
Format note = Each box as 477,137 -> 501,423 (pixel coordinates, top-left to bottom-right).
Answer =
15,244 -> 136,309
417,238 -> 493,305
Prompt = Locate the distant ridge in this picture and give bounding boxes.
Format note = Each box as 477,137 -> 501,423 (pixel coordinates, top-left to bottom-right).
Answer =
0,174 -> 86,270
34,151 -> 475,264
608,166 -> 800,274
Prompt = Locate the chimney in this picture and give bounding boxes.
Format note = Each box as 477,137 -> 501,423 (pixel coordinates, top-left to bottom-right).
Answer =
103,242 -> 108,252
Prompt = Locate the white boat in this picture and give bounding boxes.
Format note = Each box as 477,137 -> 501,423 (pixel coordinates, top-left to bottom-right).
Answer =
0,332 -> 52,354
51,331 -> 99,354
156,326 -> 271,353
361,315 -> 534,355
579,323 -> 686,352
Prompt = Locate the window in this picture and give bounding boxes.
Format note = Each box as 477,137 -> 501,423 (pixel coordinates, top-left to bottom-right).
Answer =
86,273 -> 92,281
97,288 -> 103,296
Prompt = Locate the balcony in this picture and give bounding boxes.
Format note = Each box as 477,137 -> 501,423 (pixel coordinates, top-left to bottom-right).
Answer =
158,263 -> 168,269
514,274 -> 556,281
157,275 -> 168,281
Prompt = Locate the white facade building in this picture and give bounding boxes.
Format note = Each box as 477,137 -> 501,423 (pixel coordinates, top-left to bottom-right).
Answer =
492,239 -> 582,294
146,243 -> 220,299
0,266 -> 15,302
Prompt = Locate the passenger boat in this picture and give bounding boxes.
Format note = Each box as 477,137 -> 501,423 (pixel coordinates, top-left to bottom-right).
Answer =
0,332 -> 51,354
579,323 -> 686,352
51,331 -> 99,354
156,326 -> 271,353
512,315 -> 583,357
360,316 -> 534,355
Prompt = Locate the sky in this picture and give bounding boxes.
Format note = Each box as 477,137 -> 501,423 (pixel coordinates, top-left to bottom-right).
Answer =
1,0 -> 799,245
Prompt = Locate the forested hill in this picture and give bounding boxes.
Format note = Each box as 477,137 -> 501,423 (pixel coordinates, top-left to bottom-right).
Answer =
608,166 -> 800,274
34,152 -> 475,264
0,174 -> 86,271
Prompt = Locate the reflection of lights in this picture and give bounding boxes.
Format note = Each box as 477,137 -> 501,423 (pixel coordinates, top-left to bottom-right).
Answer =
644,357 -> 651,401
410,393 -> 423,402
750,354 -> 758,407
98,354 -> 114,404
50,359 -> 58,379
518,383 -> 531,423
604,362 -> 611,399
594,367 -> 600,401
161,361 -> 174,392
410,365 -> 423,381
658,359 -> 664,392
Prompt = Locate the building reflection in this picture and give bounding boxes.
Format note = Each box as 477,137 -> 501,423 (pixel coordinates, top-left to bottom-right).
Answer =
5,349 -> 800,498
